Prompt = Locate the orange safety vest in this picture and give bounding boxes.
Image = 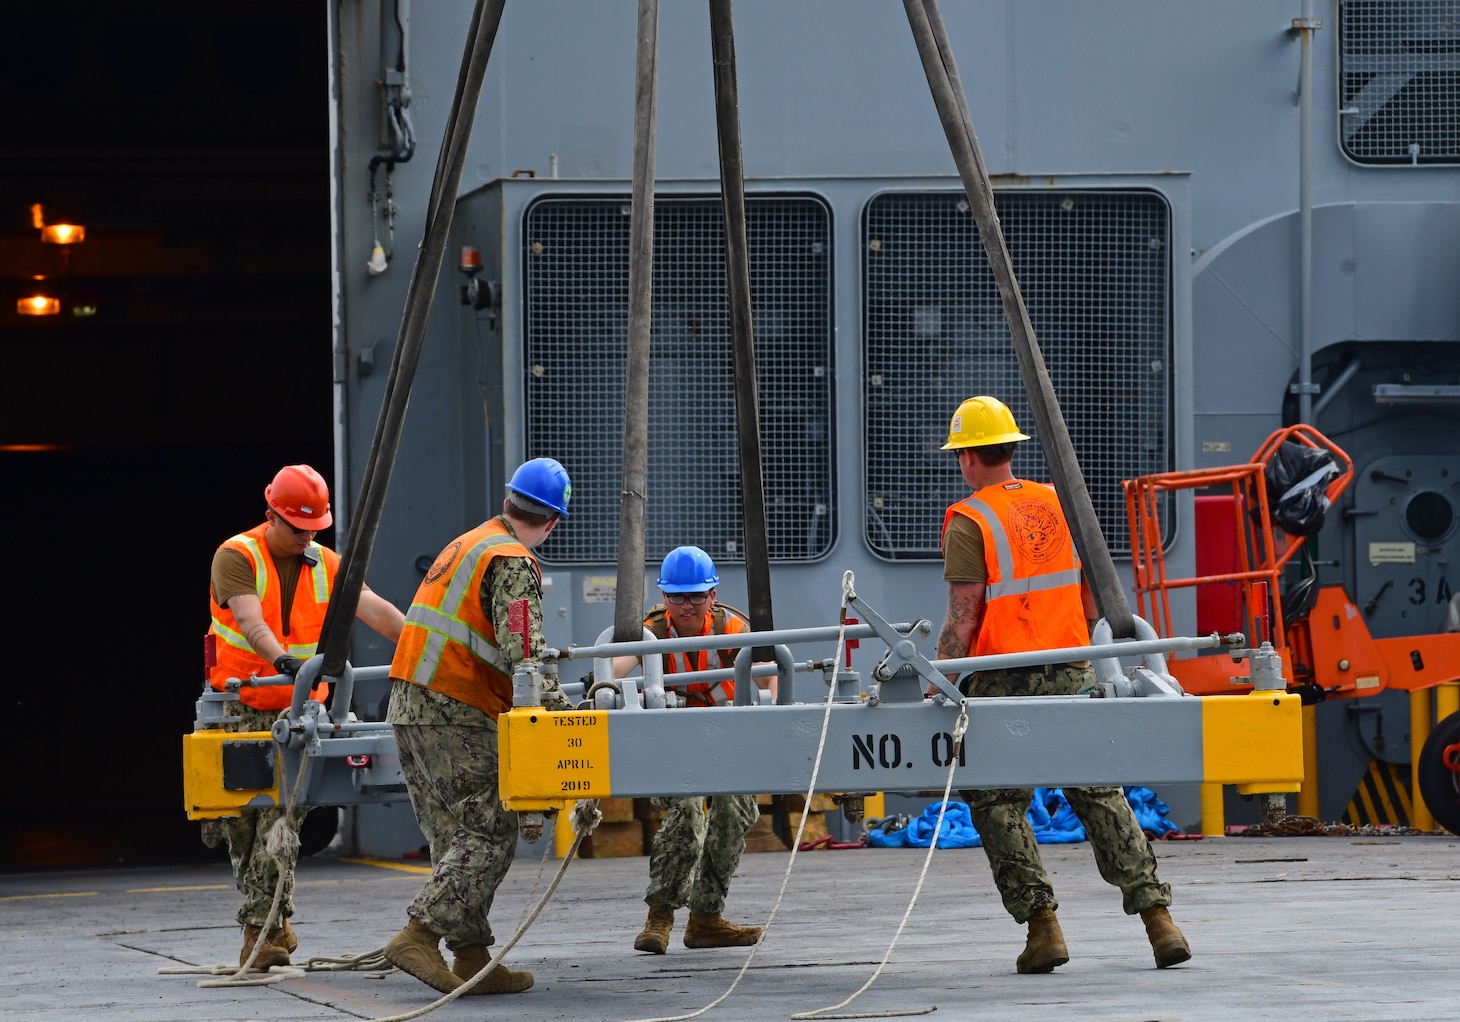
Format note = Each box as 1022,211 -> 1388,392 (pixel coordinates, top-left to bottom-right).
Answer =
645,604 -> 750,706
390,517 -> 538,720
941,480 -> 1088,658
209,522 -> 336,711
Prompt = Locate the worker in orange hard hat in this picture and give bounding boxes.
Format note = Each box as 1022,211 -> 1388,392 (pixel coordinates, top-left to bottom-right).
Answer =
207,463 -> 405,971
936,397 -> 1191,975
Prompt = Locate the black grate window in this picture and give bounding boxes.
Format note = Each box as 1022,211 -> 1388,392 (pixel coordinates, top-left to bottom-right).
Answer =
1341,0 -> 1460,164
523,195 -> 835,565
863,190 -> 1172,560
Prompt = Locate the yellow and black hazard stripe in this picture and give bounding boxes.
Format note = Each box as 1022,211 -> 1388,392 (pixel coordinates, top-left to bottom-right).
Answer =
1342,759 -> 1413,827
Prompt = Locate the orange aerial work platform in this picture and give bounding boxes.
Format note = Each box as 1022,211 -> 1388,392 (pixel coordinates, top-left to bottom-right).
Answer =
1124,425 -> 1460,832
1123,424 -> 1460,700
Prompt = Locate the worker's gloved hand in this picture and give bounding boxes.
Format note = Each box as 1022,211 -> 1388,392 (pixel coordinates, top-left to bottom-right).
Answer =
273,654 -> 304,677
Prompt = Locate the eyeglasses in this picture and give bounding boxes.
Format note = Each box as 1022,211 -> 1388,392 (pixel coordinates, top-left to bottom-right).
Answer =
664,592 -> 711,606
271,513 -> 317,537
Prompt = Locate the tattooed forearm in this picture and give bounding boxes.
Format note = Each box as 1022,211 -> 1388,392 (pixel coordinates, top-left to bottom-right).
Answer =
935,620 -> 964,662
936,582 -> 985,684
245,621 -> 274,651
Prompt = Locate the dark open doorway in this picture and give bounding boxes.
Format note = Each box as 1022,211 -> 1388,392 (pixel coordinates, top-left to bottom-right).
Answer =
0,1 -> 333,869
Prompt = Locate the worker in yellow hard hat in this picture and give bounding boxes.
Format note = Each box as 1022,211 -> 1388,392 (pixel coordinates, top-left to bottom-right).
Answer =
936,396 -> 1192,975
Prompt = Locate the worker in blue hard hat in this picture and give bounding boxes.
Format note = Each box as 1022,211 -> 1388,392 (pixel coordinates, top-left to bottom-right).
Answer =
382,457 -> 574,995
613,545 -> 766,956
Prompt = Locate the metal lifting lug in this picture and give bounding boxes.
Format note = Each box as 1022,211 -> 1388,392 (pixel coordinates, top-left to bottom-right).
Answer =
271,699 -> 326,751
831,794 -> 868,824
1226,640 -> 1286,691
822,661 -> 864,703
513,664 -> 544,707
519,811 -> 546,844
1260,792 -> 1290,825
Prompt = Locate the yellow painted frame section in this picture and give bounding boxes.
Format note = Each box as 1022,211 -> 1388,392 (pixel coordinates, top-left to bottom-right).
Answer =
181,730 -> 279,820
499,708 -> 610,811
1202,692 -> 1303,794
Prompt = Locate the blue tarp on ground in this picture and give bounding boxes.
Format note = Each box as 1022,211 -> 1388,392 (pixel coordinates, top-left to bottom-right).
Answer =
866,787 -> 1180,849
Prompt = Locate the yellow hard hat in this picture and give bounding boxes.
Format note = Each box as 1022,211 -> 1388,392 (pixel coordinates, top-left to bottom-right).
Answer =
940,396 -> 1031,450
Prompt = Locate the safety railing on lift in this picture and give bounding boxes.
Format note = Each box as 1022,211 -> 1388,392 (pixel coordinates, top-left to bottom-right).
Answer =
1123,423 -> 1353,670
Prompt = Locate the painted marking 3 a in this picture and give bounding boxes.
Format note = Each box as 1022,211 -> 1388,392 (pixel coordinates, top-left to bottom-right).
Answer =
851,732 -> 966,770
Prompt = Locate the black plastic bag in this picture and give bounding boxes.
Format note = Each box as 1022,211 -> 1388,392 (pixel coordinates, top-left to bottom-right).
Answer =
1264,441 -> 1339,536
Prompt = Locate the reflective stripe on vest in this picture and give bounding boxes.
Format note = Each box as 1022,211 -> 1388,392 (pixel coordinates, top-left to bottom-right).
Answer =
944,481 -> 1089,659
959,495 -> 1083,599
645,605 -> 746,705
208,523 -> 336,710
232,534 -> 270,600
209,615 -> 253,656
307,543 -> 329,603
401,602 -> 510,676
401,532 -> 520,686
441,534 -> 521,616
392,525 -> 532,713
209,537 -> 328,657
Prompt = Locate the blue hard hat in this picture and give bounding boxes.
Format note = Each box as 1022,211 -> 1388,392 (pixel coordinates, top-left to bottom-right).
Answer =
657,546 -> 719,593
506,458 -> 572,517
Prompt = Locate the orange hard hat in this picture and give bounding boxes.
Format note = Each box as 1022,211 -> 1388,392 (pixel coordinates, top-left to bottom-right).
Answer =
265,464 -> 333,530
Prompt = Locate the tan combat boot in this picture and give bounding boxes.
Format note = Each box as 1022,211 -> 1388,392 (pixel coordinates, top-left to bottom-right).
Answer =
1140,906 -> 1192,968
683,911 -> 763,949
239,923 -> 292,969
278,918 -> 299,953
451,944 -> 534,994
1016,908 -> 1069,974
384,917 -> 462,993
634,907 -> 675,954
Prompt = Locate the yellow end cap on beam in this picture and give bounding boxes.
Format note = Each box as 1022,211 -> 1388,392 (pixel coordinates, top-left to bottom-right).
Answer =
499,707 -> 610,811
1201,691 -> 1304,787
181,730 -> 279,820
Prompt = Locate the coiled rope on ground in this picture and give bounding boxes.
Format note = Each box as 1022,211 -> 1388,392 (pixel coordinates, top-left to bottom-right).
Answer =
160,739 -> 317,988
162,705 -> 603,1020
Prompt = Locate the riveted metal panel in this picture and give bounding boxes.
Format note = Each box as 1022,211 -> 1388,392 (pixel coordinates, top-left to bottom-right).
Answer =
523,194 -> 835,565
862,189 -> 1173,560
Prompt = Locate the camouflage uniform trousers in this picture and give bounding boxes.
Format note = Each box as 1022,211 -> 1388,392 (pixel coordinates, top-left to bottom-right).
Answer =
220,704 -> 296,926
957,663 -> 1172,924
644,793 -> 760,915
394,719 -> 516,949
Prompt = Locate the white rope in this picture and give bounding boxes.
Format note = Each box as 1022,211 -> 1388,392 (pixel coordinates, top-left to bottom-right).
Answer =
158,963 -> 306,987
165,799 -> 602,1022
344,799 -> 600,1022
789,707 -> 967,1020
511,812 -> 561,933
621,571 -> 861,1022
192,743 -> 313,988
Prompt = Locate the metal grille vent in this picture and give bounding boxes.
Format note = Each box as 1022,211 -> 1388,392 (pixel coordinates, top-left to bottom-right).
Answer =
524,195 -> 835,565
1341,0 -> 1460,164
863,190 -> 1171,560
